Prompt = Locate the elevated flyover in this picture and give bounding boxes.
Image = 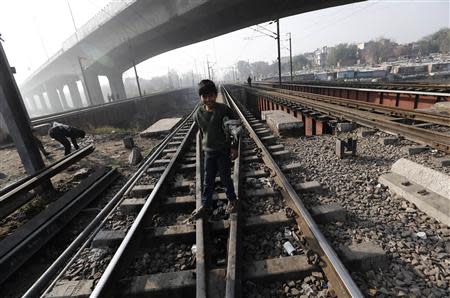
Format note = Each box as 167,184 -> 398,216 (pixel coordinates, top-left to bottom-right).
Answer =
20,0 -> 362,113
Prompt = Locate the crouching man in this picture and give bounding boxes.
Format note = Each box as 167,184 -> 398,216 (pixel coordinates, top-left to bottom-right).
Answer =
48,122 -> 86,155
191,79 -> 240,219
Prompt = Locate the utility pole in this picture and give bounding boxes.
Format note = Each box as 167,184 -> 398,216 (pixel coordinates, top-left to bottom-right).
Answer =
66,0 -> 78,41
287,32 -> 293,81
77,56 -> 92,105
0,37 -> 46,175
276,19 -> 281,87
206,57 -> 211,80
132,60 -> 142,98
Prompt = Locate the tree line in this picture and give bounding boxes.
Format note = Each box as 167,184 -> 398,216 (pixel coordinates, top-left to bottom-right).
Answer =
229,27 -> 450,81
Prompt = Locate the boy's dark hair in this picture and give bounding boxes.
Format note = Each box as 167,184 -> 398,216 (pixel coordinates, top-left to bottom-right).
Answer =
198,79 -> 217,96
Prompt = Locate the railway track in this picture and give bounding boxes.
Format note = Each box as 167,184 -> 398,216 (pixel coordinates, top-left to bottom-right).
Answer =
27,87 -> 365,297
246,84 -> 450,153
268,80 -> 450,93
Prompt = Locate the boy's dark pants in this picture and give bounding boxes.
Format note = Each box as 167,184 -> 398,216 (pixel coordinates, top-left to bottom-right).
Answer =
49,128 -> 72,155
202,150 -> 236,207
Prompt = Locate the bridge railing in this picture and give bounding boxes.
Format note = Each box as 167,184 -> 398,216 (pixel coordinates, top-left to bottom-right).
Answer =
62,0 -> 137,51
22,0 -> 136,86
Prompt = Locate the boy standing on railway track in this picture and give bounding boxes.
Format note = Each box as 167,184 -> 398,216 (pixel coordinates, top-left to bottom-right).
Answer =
190,79 -> 239,219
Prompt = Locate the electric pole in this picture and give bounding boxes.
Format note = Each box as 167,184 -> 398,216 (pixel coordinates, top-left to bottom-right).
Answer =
276,19 -> 281,87
206,57 -> 211,79
133,60 -> 142,98
78,56 -> 92,105
288,32 -> 293,81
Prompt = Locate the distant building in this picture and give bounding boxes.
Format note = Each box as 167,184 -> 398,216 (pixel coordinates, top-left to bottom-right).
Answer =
313,46 -> 328,67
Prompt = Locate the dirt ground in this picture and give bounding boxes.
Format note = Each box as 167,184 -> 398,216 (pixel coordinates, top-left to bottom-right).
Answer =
0,128 -> 160,239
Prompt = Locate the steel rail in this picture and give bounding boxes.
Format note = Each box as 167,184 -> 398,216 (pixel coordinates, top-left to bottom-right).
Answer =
0,145 -> 95,220
196,131 -> 207,298
255,81 -> 450,98
90,120 -> 196,297
222,86 -> 364,298
255,84 -> 450,127
250,88 -> 450,153
22,109 -> 196,298
225,133 -> 241,298
0,167 -> 119,285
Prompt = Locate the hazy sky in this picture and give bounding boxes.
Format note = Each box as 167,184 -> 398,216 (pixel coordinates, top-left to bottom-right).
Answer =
0,0 -> 449,83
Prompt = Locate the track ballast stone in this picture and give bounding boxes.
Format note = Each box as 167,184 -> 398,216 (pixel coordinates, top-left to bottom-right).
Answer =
278,129 -> 449,297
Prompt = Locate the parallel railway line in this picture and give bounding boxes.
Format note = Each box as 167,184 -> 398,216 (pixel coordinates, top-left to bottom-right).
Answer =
247,84 -> 450,153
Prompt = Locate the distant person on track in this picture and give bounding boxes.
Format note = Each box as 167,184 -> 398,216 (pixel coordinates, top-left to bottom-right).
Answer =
190,79 -> 240,220
247,76 -> 252,87
48,122 -> 86,156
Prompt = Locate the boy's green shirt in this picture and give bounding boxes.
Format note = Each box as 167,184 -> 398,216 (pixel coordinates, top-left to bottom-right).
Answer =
194,102 -> 236,152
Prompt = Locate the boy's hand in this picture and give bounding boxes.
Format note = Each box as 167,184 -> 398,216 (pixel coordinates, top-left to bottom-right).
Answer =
230,148 -> 238,160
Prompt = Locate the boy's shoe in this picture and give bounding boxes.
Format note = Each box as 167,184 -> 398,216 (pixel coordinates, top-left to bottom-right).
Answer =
225,200 -> 237,214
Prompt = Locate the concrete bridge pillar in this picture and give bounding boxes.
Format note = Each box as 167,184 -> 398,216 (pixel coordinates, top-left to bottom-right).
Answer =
107,72 -> 126,100
45,84 -> 64,113
85,71 -> 104,105
24,92 -> 37,112
67,81 -> 83,108
57,85 -> 70,110
34,88 -> 52,113
36,93 -> 51,113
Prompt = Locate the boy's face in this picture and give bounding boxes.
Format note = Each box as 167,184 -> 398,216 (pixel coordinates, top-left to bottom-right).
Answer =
201,93 -> 217,109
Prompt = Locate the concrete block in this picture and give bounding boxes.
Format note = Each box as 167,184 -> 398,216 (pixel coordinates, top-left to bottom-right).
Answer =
378,137 -> 398,145
126,270 -> 198,297
401,145 -> 428,155
260,135 -> 276,144
435,157 -> 450,167
244,188 -> 279,198
123,136 -> 135,149
242,155 -> 260,162
130,184 -> 155,197
340,241 -> 387,271
336,122 -> 354,132
128,147 -> 142,165
391,158 -> 449,199
140,117 -> 182,138
244,255 -> 315,282
92,230 -> 126,248
46,280 -> 94,297
147,166 -> 166,173
268,144 -> 284,152
245,212 -> 294,229
264,110 -> 303,137
281,163 -> 302,172
379,172 -> 450,226
357,129 -> 376,138
120,198 -> 146,213
272,150 -> 290,159
178,163 -> 196,171
295,181 -> 322,193
261,110 -> 278,121
310,203 -> 346,223
122,256 -> 315,297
